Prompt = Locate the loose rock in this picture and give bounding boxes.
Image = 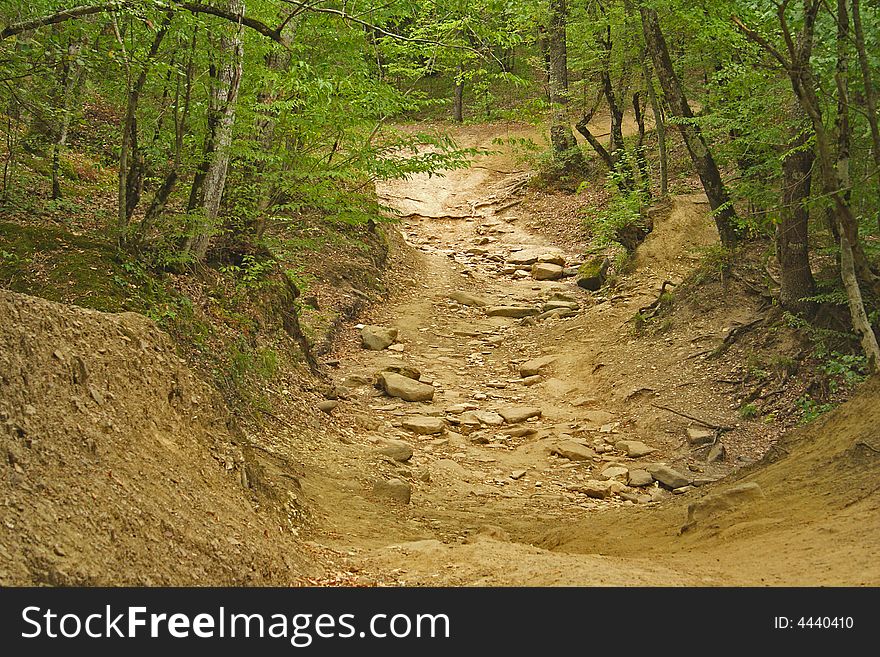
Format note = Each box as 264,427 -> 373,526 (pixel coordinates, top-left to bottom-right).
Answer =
401,416 -> 445,435
686,427 -> 715,446
377,440 -> 414,462
707,442 -> 727,463
627,469 -> 654,487
486,306 -> 540,319
576,256 -> 610,291
537,253 -> 566,266
599,466 -> 629,481
550,440 -> 596,461
647,464 -> 692,490
531,263 -> 564,281
519,355 -> 557,377
361,325 -> 399,351
449,291 -> 489,307
469,410 -> 505,427
615,440 -> 657,458
317,400 -> 338,414
578,480 -> 614,499
378,372 -> 435,402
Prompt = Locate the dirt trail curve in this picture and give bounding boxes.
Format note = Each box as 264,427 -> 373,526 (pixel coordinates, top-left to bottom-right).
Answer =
302,123 -> 879,587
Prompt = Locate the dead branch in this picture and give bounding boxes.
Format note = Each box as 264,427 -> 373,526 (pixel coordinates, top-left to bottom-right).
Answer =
651,403 -> 735,431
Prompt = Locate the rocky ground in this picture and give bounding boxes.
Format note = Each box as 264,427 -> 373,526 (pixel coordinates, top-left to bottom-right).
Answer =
2,122 -> 877,586
288,124 -> 879,586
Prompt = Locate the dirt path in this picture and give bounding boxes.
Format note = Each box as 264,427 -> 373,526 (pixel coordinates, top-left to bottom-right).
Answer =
297,123 -> 879,586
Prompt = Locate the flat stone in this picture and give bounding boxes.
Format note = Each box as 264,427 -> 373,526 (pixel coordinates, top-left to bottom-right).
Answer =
510,470 -> 527,480
543,301 -> 580,312
615,440 -> 657,458
531,263 -> 564,281
378,372 -> 435,402
373,478 -> 412,504
486,306 -> 540,318
317,400 -> 338,414
521,375 -> 543,386
537,253 -> 566,266
549,440 -> 596,461
401,416 -> 445,435
686,427 -> 715,446
577,480 -> 614,499
507,250 -> 541,266
519,355 -> 557,377
361,325 -> 398,351
599,466 -> 629,480
449,291 -> 489,307
453,412 -> 482,427
470,410 -> 505,426
377,440 -> 414,462
497,406 -> 542,424
627,469 -> 654,487
647,464 -> 692,490
501,427 -> 538,438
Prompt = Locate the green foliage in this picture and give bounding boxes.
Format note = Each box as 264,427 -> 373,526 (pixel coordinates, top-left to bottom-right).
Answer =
739,403 -> 759,419
816,351 -> 868,393
584,184 -> 647,248
795,396 -> 836,424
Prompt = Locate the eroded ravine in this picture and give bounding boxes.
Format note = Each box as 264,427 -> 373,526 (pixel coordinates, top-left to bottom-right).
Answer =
288,121 -> 755,585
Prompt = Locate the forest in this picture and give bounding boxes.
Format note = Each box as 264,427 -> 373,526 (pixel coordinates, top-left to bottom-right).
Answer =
0,0 -> 879,589
2,1 -> 879,371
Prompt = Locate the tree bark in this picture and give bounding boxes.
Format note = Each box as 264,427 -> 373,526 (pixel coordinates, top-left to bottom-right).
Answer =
183,0 -> 244,263
639,6 -> 738,246
841,231 -> 880,372
736,0 -> 878,368
51,37 -> 85,200
851,0 -> 880,232
643,62 -> 667,196
632,91 -> 650,197
547,0 -> 581,160
778,125 -> 816,314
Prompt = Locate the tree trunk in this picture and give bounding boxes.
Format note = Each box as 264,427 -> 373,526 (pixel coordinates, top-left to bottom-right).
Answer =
644,62 -> 667,196
632,91 -> 650,198
183,0 -> 244,263
547,0 -> 581,160
841,231 -> 880,372
51,39 -> 83,200
639,6 -> 738,246
575,91 -> 613,169
851,0 -> 880,232
117,16 -> 170,245
138,29 -> 197,242
777,126 -> 816,314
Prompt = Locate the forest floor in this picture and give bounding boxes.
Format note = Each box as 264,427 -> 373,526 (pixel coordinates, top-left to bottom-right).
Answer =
295,122 -> 880,586
1,121 -> 878,586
